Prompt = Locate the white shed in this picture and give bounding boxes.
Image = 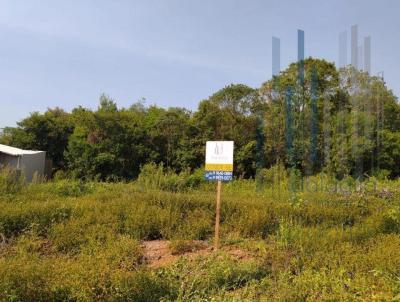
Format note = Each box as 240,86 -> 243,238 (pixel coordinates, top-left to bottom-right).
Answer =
0,144 -> 46,182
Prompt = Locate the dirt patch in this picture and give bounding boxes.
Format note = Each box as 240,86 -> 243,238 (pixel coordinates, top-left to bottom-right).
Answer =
141,240 -> 175,268
141,240 -> 254,268
141,240 -> 209,268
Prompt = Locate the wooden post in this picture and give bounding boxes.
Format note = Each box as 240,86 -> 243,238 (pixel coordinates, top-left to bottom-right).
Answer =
214,180 -> 222,250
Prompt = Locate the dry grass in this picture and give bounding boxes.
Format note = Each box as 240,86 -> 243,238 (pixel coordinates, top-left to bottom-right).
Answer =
0,177 -> 400,301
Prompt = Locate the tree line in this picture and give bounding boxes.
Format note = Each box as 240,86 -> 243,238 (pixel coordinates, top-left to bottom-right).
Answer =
1,58 -> 400,180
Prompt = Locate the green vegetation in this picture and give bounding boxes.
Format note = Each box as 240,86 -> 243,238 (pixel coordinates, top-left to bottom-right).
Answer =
1,165 -> 400,301
1,59 -> 399,180
1,58 -> 400,300
0,168 -> 24,196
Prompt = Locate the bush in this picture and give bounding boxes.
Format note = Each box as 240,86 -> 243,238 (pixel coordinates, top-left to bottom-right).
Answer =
1,178 -> 400,300
0,203 -> 72,238
125,204 -> 172,240
380,206 -> 400,234
229,207 -> 278,238
276,218 -> 302,248
136,163 -> 203,192
53,179 -> 93,197
111,270 -> 173,302
100,235 -> 143,269
0,167 -> 24,195
373,169 -> 391,181
186,168 -> 206,189
161,255 -> 268,300
49,218 -> 88,254
0,257 -> 69,302
255,164 -> 287,189
0,256 -> 171,302
177,209 -> 213,240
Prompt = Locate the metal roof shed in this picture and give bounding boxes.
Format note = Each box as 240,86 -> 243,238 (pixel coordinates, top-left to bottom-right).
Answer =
0,144 -> 46,182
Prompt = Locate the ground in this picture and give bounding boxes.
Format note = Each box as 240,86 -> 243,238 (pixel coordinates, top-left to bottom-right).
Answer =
141,240 -> 253,268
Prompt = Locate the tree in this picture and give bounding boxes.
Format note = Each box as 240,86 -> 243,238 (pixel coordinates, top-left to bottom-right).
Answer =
0,108 -> 74,170
193,84 -> 261,178
66,101 -> 149,180
2,60 -> 400,181
260,58 -> 400,178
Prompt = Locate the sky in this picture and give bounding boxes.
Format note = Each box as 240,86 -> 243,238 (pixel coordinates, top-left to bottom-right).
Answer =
0,0 -> 399,128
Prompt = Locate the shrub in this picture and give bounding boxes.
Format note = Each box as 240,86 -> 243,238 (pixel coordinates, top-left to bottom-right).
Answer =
0,203 -> 72,238
276,218 -> 302,248
255,164 -> 287,189
373,169 -> 391,181
380,206 -> 400,234
177,209 -> 213,240
111,270 -> 173,302
100,235 -> 144,269
0,167 -> 24,195
161,255 -> 268,300
229,207 -> 279,238
1,178 -> 400,300
49,219 -> 88,254
136,163 -> 203,192
186,168 -> 206,189
0,257 -> 69,302
53,179 -> 93,197
125,205 -> 171,240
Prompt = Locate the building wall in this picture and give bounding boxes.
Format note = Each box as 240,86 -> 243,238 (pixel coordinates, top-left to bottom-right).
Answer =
20,152 -> 46,182
0,151 -> 46,182
0,153 -> 20,169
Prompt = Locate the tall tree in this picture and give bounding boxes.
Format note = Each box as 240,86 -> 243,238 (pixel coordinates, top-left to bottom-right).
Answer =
0,108 -> 74,170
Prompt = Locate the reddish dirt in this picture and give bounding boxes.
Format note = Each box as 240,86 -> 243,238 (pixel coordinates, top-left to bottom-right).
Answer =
140,240 -> 253,268
141,240 -> 176,268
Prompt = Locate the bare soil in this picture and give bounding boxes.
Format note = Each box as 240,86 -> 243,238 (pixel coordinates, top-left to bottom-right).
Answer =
141,240 -> 253,268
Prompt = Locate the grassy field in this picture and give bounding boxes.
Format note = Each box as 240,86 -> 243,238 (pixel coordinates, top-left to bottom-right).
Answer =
1,172 -> 400,301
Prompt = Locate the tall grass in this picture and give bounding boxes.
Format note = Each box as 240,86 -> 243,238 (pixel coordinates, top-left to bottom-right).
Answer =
0,167 -> 24,195
0,172 -> 400,300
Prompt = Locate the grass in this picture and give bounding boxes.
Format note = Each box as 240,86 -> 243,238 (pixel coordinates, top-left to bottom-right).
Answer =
169,240 -> 206,255
1,172 -> 400,301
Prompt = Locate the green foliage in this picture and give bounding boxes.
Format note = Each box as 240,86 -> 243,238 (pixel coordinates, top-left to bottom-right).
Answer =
1,60 -> 400,180
136,163 -> 204,192
1,56 -> 400,300
261,60 -> 400,179
0,256 -> 62,302
276,218 -> 302,248
0,168 -> 25,195
380,206 -> 400,234
256,164 -> 287,187
0,255 -> 171,302
194,84 -> 261,178
0,202 -> 72,238
186,168 -> 206,189
52,179 -> 94,197
176,209 -> 213,240
159,255 -> 267,300
0,108 -> 74,170
1,180 -> 400,300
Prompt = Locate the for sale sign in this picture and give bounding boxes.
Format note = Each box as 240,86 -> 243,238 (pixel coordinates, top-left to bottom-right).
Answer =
205,141 -> 234,181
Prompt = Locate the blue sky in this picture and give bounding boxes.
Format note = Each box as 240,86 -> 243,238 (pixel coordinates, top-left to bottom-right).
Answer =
0,0 -> 399,128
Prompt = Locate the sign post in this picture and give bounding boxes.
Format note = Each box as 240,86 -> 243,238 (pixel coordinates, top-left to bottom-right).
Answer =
205,141 -> 234,250
214,179 -> 222,250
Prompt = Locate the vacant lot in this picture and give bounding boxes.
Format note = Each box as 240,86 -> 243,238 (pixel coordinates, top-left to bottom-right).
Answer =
1,178 -> 400,301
